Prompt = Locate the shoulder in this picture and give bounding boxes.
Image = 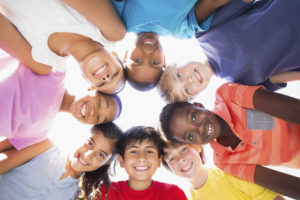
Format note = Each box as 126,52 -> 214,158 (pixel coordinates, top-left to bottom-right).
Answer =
154,181 -> 187,197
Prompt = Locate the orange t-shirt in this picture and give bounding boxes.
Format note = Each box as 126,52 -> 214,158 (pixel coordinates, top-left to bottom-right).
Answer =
211,83 -> 300,182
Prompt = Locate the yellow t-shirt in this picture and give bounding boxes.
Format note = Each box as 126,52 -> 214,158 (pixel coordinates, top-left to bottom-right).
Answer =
190,168 -> 280,200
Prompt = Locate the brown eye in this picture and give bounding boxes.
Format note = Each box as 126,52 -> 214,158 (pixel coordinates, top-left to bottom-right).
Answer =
191,113 -> 196,122
188,132 -> 194,142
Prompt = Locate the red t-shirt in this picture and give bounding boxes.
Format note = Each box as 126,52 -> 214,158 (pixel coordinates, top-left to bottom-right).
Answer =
99,180 -> 187,200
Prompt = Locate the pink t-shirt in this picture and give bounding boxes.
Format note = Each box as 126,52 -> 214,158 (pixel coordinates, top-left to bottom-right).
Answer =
0,54 -> 65,150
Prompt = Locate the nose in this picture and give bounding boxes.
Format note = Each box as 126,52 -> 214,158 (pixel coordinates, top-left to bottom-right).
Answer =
137,152 -> 146,162
102,73 -> 111,82
84,150 -> 94,159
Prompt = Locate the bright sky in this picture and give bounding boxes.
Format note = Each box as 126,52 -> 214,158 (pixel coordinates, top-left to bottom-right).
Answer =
48,33 -> 300,199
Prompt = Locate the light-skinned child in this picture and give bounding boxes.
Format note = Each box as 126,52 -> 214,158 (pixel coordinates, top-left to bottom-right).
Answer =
0,54 -> 121,164
163,142 -> 284,200
0,122 -> 123,200
157,0 -> 300,102
111,0 -> 232,91
98,126 -> 188,200
0,0 -> 126,94
159,82 -> 300,199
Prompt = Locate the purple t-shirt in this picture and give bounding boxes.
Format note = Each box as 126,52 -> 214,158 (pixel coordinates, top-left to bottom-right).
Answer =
0,54 -> 65,150
196,0 -> 300,91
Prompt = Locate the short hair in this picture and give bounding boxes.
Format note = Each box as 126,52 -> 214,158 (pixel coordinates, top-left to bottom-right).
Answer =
161,141 -> 205,171
159,101 -> 193,143
117,126 -> 165,158
124,67 -> 163,91
156,64 -> 179,102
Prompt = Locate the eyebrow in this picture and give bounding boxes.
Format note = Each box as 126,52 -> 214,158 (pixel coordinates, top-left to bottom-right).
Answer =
91,137 -> 109,156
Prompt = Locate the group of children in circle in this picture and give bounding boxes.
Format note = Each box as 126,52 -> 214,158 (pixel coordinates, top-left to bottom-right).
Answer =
0,0 -> 299,199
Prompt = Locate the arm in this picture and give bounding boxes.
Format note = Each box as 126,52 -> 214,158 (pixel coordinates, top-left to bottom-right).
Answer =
0,14 -> 52,75
0,139 -> 53,174
194,0 -> 231,25
62,0 -> 126,41
253,88 -> 300,124
254,165 -> 300,199
269,71 -> 300,84
0,138 -> 13,153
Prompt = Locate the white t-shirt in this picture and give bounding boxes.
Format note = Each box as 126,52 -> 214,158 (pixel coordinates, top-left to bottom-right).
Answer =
0,0 -> 115,72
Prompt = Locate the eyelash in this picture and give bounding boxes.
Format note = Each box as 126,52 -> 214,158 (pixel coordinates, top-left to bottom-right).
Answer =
188,132 -> 194,142
98,153 -> 105,159
152,61 -> 159,65
133,59 -> 141,63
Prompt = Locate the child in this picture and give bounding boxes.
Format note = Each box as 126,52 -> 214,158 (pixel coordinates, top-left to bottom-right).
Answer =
111,0 -> 232,91
0,0 -> 126,94
157,0 -> 300,102
0,122 -> 123,200
163,142 -> 284,200
159,82 -> 300,199
0,54 -> 121,156
99,126 -> 188,200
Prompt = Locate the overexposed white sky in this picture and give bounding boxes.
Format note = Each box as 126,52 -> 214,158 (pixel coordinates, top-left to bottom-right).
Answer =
48,33 -> 300,199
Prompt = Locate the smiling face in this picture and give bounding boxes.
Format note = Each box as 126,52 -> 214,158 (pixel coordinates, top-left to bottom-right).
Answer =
70,92 -> 120,124
118,139 -> 161,188
70,131 -> 114,173
169,104 -> 222,144
79,48 -> 125,94
164,144 -> 202,179
168,62 -> 213,101
125,32 -> 165,84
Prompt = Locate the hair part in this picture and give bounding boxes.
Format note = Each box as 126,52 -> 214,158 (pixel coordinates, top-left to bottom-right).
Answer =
117,126 -> 165,158
76,122 -> 123,200
159,101 -> 193,143
124,67 -> 163,91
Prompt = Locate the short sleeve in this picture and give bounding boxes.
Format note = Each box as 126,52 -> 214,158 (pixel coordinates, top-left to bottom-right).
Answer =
8,135 -> 47,150
216,82 -> 264,109
215,162 -> 257,183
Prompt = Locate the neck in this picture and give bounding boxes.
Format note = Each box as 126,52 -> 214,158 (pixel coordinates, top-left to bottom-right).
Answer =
48,32 -> 103,62
128,179 -> 152,191
216,116 -> 241,149
189,166 -> 208,190
59,91 -> 75,112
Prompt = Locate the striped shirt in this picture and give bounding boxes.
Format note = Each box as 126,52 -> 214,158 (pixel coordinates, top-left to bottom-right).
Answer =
211,83 -> 300,182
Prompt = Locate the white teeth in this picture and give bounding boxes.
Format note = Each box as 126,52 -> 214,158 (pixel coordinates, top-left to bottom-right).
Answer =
208,124 -> 212,136
81,103 -> 87,117
195,70 -> 202,83
181,163 -> 192,172
79,157 -> 87,165
93,64 -> 107,75
144,41 -> 153,45
135,166 -> 148,170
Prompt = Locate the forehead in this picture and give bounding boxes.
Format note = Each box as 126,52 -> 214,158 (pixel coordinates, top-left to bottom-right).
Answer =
91,132 -> 114,153
126,65 -> 162,83
126,139 -> 157,150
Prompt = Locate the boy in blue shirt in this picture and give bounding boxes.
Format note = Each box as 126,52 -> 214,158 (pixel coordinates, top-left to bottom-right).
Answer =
112,0 -> 232,91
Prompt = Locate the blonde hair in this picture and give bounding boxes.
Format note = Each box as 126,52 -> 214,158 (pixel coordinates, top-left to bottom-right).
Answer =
157,64 -> 182,103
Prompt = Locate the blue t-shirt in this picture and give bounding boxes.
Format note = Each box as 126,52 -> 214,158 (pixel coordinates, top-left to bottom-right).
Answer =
0,146 -> 78,200
111,0 -> 214,39
196,0 -> 300,91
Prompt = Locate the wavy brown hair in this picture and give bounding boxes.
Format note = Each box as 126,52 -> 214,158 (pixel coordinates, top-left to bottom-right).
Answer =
76,123 -> 123,200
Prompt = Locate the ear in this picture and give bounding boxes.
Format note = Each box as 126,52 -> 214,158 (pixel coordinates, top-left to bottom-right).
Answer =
123,50 -> 128,63
162,56 -> 167,69
158,155 -> 162,168
192,102 -> 204,108
118,154 -> 125,168
112,51 -> 120,60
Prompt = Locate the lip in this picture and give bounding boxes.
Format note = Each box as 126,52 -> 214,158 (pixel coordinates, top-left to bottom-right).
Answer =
194,69 -> 203,84
92,64 -> 108,77
78,102 -> 89,119
181,162 -> 193,173
78,154 -> 88,166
